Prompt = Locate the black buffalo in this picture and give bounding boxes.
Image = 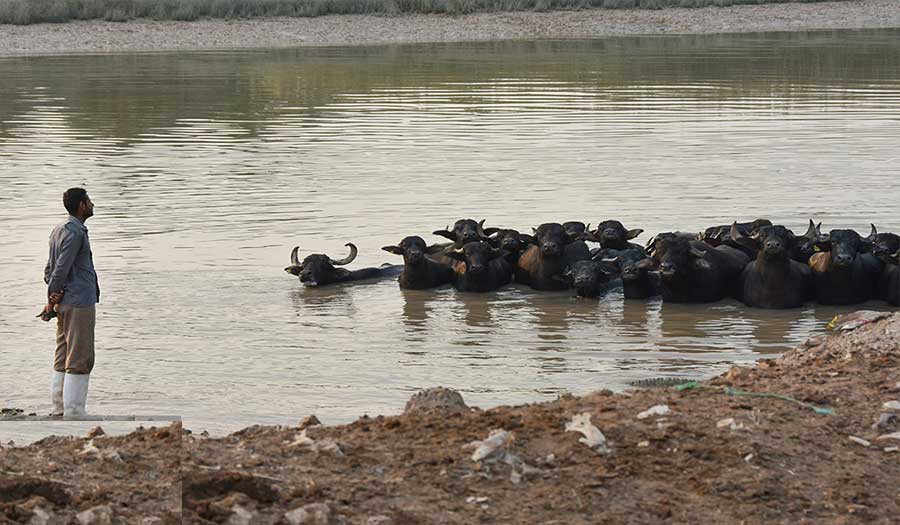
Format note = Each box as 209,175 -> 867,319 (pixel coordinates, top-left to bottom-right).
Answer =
382,236 -> 455,290
881,258 -> 899,306
598,248 -> 660,299
586,220 -> 644,251
700,219 -> 772,247
486,228 -> 532,267
867,224 -> 900,259
433,218 -> 492,248
559,260 -> 621,298
561,221 -> 592,261
285,244 -> 402,286
516,223 -> 590,291
808,229 -> 884,305
731,224 -> 813,309
650,235 -> 749,303
445,241 -> 513,293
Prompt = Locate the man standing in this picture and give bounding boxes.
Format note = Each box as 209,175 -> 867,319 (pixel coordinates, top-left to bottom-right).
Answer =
42,188 -> 100,418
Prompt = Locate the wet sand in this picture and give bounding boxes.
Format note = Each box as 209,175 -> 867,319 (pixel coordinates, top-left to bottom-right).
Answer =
0,0 -> 899,56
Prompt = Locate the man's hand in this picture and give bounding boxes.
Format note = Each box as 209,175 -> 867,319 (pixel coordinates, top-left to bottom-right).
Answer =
48,291 -> 63,304
37,303 -> 57,322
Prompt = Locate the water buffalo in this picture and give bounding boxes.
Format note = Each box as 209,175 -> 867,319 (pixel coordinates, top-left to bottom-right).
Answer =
561,221 -> 592,261
731,224 -> 813,309
285,244 -> 402,286
700,219 -> 772,247
867,224 -> 900,258
486,228 -> 531,266
445,241 -> 513,293
382,236 -> 455,290
516,223 -> 590,291
598,248 -> 660,299
558,260 -> 621,298
432,219 -> 492,248
882,257 -> 899,306
808,229 -> 884,305
791,220 -> 825,264
586,220 -> 644,251
650,234 -> 749,303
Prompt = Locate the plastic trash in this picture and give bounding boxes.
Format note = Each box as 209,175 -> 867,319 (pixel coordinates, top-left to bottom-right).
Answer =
883,401 -> 900,411
849,436 -> 871,447
826,310 -> 892,331
637,405 -> 670,420
467,429 -> 512,462
565,413 -> 611,454
286,429 -> 343,456
875,431 -> 900,441
716,417 -> 746,431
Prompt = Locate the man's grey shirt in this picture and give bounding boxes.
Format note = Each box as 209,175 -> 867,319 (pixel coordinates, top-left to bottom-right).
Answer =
44,215 -> 100,306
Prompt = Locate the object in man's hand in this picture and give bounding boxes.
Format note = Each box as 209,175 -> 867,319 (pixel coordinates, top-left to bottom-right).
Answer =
37,305 -> 57,322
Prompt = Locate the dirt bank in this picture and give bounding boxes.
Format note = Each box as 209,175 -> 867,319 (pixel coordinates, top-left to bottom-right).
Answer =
2,311 -> 899,523
0,0 -> 898,57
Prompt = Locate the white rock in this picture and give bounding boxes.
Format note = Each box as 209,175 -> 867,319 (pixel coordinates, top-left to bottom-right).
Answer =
76,505 -> 113,525
883,400 -> 900,411
565,413 -> 611,453
637,441 -> 650,447
285,503 -> 331,525
225,505 -> 257,525
27,507 -> 58,525
637,405 -> 671,420
875,431 -> 900,441
716,417 -> 746,431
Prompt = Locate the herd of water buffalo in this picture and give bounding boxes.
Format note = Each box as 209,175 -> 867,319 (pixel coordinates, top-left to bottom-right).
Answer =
285,218 -> 900,309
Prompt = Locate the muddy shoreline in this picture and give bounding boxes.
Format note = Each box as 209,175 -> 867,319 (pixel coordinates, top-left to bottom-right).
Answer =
1,0 -> 899,57
2,312 -> 899,523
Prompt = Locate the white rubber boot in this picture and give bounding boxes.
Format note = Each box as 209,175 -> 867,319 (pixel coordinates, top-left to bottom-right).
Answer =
50,371 -> 65,416
63,373 -> 90,419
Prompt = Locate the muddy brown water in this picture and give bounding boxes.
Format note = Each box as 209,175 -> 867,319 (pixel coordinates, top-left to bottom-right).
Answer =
1,30 -> 898,442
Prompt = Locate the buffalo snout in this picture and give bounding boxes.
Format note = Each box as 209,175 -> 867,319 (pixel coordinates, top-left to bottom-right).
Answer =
659,262 -> 677,276
541,242 -> 561,257
833,252 -> 854,268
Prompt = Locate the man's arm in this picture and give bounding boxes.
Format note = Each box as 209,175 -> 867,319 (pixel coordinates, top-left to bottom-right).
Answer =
46,228 -> 82,298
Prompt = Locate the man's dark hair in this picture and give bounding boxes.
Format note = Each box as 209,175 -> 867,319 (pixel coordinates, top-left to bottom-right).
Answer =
63,188 -> 89,215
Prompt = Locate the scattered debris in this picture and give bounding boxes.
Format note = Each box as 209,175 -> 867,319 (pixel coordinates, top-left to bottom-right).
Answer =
565,413 -> 612,454
284,503 -> 331,525
298,415 -> 322,430
637,441 -> 650,447
874,431 -> 900,442
466,496 -> 489,504
86,426 -> 105,439
883,401 -> 900,411
848,436 -> 871,447
75,505 -> 113,525
467,429 -> 513,462
827,310 -> 892,331
286,429 -> 343,456
637,405 -> 670,419
873,413 -> 898,430
716,417 -> 746,431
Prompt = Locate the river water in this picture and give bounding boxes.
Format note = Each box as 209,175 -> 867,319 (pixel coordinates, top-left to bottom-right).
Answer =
1,29 -> 898,442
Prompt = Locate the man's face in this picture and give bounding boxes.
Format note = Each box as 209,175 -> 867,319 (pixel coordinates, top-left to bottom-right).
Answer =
81,196 -> 94,219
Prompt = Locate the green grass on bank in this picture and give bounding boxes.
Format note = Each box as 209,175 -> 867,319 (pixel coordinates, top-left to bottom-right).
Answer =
0,0 -> 829,25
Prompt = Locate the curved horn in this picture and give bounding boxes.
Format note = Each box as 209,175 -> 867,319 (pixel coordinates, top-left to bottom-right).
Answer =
868,223 -> 878,241
729,222 -> 744,242
477,219 -> 490,239
330,243 -> 358,266
290,246 -> 300,266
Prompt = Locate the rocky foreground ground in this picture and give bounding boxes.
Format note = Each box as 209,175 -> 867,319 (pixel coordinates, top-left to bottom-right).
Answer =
0,0 -> 899,56
2,312 -> 900,524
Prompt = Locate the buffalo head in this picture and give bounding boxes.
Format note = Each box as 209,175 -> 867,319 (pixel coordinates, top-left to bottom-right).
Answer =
433,219 -> 492,247
587,220 -> 643,250
285,243 -> 358,286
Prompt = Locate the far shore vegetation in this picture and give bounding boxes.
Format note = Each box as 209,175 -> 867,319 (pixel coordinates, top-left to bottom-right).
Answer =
1,0 -> 827,25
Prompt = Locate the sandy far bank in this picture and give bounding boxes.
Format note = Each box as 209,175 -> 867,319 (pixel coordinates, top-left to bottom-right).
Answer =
2,311 -> 899,523
0,0 -> 898,57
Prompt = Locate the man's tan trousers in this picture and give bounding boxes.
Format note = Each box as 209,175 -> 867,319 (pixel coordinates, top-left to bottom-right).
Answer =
54,305 -> 95,375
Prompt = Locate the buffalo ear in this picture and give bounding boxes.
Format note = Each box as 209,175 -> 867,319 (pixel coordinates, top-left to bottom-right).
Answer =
625,228 -> 644,240
381,245 -> 404,255
432,230 -> 457,241
520,234 -> 537,245
483,227 -> 500,236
